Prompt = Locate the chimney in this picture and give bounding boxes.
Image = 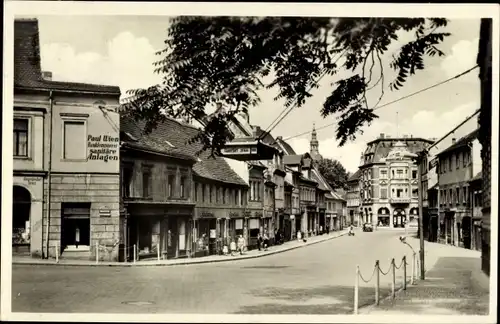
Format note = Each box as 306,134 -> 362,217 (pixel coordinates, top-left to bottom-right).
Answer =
380,133 -> 385,139
452,138 -> 456,145
276,136 -> 283,141
42,71 -> 52,81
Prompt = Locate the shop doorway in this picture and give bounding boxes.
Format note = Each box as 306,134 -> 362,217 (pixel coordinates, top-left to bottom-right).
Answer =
61,203 -> 91,252
13,186 -> 31,255
393,208 -> 406,228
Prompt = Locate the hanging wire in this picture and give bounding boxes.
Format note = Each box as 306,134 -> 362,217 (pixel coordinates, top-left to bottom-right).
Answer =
281,65 -> 480,142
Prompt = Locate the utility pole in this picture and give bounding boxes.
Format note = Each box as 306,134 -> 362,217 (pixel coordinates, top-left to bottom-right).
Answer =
417,151 -> 426,280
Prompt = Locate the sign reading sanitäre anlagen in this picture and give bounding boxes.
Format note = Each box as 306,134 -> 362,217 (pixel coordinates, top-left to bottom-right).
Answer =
87,135 -> 119,162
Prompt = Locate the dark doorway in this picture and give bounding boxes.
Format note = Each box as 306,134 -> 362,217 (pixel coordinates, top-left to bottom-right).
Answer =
13,186 -> 31,254
61,203 -> 91,251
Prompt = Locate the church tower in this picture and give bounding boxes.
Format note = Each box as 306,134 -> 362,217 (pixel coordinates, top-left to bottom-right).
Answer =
310,123 -> 322,160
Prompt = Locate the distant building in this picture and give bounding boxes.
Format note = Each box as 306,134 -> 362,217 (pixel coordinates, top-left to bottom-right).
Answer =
346,170 -> 362,226
436,129 -> 481,249
358,134 -> 434,229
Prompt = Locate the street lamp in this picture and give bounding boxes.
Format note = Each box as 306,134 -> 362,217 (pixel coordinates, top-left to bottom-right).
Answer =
399,235 -> 417,284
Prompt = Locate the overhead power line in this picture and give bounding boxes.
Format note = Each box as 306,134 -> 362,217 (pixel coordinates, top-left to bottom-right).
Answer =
259,49 -> 348,140
282,65 -> 480,142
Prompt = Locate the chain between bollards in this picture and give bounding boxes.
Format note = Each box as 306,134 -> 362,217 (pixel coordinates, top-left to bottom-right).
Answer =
391,258 -> 396,299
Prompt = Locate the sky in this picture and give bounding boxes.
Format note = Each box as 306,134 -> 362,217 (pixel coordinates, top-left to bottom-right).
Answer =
36,16 -> 481,173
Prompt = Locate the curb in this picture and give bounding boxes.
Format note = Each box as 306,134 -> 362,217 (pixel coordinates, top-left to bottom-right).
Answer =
13,232 -> 348,268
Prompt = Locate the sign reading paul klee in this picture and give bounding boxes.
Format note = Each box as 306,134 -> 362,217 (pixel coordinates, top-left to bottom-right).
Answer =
87,135 -> 119,162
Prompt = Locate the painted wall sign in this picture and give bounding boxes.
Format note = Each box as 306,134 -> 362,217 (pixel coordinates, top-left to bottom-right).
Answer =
24,177 -> 42,185
87,134 -> 119,162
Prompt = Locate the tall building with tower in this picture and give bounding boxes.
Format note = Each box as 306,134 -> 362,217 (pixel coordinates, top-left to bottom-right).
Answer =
357,134 -> 434,229
310,123 -> 323,161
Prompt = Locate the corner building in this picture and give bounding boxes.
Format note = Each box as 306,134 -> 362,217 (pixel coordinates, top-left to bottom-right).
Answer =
358,134 -> 434,229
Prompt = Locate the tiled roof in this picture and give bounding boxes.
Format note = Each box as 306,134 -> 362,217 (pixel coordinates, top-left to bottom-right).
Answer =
121,115 -> 248,186
275,137 -> 297,155
437,129 -> 480,157
361,138 -> 433,166
471,171 -> 482,182
311,168 -> 331,192
14,19 -> 120,95
348,169 -> 362,181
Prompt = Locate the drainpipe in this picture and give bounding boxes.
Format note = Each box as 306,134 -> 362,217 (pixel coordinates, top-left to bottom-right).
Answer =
45,90 -> 54,259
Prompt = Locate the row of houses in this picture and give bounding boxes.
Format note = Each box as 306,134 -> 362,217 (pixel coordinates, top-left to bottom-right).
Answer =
12,18 -> 347,262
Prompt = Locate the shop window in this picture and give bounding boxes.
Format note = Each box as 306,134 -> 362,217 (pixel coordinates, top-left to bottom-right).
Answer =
13,118 -> 29,157
13,186 -> 31,246
63,120 -> 86,160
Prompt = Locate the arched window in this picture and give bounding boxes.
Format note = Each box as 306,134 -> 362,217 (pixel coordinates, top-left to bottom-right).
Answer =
13,186 -> 31,245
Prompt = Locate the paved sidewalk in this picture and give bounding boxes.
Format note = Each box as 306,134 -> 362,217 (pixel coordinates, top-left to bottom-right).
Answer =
12,230 -> 348,267
360,237 -> 491,316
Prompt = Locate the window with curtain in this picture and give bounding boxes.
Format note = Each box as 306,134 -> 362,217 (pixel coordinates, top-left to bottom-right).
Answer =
63,120 -> 86,159
14,118 -> 28,157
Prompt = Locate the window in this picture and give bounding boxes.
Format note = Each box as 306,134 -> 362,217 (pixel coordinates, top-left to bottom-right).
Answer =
167,175 -> 175,198
448,189 -> 452,204
13,118 -> 28,157
234,189 -> 239,205
209,185 -> 213,203
63,120 -> 86,160
463,187 -> 467,204
202,184 -> 206,202
412,170 -> 417,179
194,183 -> 198,201
396,169 -> 404,179
180,176 -> 186,198
223,188 -> 226,204
380,188 -> 388,199
456,188 -> 460,204
122,165 -> 133,198
412,188 -> 418,198
380,169 -> 388,179
448,156 -> 452,171
142,168 -> 152,198
456,153 -> 460,169
463,152 -> 468,167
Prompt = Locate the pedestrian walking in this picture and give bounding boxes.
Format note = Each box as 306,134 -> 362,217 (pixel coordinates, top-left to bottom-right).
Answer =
237,235 -> 245,255
263,233 -> 269,251
75,227 -> 80,249
257,233 -> 263,251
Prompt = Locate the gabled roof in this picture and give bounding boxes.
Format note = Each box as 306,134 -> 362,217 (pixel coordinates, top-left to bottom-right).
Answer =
275,137 -> 297,155
121,114 -> 247,186
14,19 -> 120,95
311,168 -> 332,192
437,128 -> 480,157
470,171 -> 482,182
348,169 -> 362,181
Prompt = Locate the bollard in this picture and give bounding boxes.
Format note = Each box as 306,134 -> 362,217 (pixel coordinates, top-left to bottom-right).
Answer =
391,258 -> 396,299
133,244 -> 137,264
157,244 -> 160,261
55,242 -> 59,263
411,252 -> 416,285
96,242 -> 99,264
375,260 -> 380,305
403,256 -> 407,290
354,265 -> 359,314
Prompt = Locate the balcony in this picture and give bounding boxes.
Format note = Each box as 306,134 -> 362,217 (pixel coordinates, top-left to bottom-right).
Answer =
390,197 -> 411,204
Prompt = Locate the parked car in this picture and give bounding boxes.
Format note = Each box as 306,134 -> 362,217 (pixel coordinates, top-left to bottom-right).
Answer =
362,223 -> 373,232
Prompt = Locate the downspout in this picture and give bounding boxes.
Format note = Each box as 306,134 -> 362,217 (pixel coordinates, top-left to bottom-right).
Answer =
44,90 -> 54,258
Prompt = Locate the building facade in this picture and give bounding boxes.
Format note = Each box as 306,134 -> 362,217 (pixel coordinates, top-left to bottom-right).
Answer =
477,18 -> 492,276
436,129 -> 481,249
358,134 -> 434,229
346,170 -> 361,226
13,19 -> 122,261
469,172 -> 483,251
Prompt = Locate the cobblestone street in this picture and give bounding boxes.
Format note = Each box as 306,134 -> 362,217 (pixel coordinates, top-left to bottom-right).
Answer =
12,230 -> 413,314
